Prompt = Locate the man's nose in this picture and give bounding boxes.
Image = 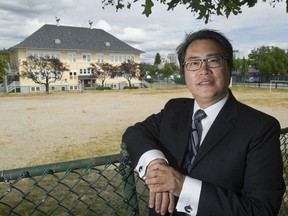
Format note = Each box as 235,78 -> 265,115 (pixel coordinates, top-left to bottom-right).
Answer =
199,61 -> 210,74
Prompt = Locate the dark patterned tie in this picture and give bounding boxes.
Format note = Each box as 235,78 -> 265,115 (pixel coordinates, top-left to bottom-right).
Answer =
185,109 -> 207,173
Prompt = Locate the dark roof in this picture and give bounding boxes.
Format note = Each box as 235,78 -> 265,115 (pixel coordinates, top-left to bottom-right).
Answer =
10,24 -> 144,53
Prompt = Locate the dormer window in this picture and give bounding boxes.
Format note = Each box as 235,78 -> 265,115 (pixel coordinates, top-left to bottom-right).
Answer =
55,39 -> 61,44
104,42 -> 110,47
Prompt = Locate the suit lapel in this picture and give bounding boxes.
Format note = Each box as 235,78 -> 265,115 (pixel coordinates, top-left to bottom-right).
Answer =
174,100 -> 194,168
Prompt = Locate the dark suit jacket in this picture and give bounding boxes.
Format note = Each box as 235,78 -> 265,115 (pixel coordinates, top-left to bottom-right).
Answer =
122,91 -> 284,216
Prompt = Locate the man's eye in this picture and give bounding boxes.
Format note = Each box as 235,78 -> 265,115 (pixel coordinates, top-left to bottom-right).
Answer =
209,57 -> 220,63
190,61 -> 200,66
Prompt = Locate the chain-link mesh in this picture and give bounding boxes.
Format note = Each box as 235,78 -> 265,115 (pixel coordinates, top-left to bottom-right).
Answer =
0,151 -> 149,216
279,127 -> 288,216
0,128 -> 287,216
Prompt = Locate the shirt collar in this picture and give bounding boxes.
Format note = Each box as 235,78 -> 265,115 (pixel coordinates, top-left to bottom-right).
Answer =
193,92 -> 229,121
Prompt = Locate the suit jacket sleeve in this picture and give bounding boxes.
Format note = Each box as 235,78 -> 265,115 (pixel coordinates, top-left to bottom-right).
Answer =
122,98 -> 193,171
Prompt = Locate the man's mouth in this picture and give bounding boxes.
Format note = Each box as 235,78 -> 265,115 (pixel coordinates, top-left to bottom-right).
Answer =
198,81 -> 212,85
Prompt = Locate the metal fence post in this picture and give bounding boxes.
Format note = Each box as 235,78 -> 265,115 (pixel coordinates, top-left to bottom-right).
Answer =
120,143 -> 139,216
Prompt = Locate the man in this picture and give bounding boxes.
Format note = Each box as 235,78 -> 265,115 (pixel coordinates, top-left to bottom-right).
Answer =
122,29 -> 284,216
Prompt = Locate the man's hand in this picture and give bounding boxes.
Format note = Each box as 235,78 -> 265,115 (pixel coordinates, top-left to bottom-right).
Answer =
145,159 -> 185,214
146,161 -> 186,197
146,159 -> 175,214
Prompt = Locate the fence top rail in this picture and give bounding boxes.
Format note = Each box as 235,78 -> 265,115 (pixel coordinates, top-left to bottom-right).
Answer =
281,127 -> 288,134
1,153 -> 121,182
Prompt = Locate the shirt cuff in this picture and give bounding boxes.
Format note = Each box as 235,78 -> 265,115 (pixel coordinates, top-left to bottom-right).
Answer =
176,176 -> 202,215
135,149 -> 167,178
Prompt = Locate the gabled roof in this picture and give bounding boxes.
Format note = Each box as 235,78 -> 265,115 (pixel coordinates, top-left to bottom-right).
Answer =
10,24 -> 144,53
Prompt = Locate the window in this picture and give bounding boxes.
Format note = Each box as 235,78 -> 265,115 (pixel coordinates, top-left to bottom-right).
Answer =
82,53 -> 91,63
31,86 -> 41,92
27,51 -> 61,59
96,53 -> 104,63
69,70 -> 77,79
69,53 -> 76,63
79,68 -> 91,75
109,54 -> 134,63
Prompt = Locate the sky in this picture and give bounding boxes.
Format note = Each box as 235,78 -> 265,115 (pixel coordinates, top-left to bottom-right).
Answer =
0,0 -> 287,63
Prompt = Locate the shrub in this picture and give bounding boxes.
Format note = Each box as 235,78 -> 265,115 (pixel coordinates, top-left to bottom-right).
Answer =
95,86 -> 112,90
123,86 -> 139,89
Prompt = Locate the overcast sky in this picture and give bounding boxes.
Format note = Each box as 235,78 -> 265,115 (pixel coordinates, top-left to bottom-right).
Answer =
0,0 -> 287,63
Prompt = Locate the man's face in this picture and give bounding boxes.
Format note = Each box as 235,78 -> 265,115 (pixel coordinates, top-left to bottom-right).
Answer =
184,39 -> 231,108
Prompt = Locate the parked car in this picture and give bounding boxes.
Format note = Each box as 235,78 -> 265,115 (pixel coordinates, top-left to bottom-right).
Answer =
244,77 -> 259,83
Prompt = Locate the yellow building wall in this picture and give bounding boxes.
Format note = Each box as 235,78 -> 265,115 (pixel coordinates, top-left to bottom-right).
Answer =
11,48 -> 142,91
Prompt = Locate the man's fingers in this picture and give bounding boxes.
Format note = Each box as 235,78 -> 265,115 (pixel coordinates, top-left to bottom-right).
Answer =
160,192 -> 169,215
149,191 -> 156,208
168,193 -> 175,213
154,192 -> 162,214
150,192 -> 171,215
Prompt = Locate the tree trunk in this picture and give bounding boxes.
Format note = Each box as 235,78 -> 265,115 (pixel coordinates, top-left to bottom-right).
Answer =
45,83 -> 49,93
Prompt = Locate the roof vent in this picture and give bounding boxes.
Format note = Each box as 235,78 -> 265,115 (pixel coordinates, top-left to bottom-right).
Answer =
55,16 -> 60,26
55,39 -> 61,44
89,20 -> 93,29
104,42 -> 110,47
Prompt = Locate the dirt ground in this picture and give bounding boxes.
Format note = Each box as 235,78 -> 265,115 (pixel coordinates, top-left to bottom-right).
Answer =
1,87 -> 287,170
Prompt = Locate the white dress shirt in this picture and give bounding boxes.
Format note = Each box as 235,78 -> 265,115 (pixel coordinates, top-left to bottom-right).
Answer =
135,93 -> 229,215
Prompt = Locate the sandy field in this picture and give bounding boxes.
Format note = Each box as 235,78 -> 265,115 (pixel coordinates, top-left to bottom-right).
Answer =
0,87 -> 287,170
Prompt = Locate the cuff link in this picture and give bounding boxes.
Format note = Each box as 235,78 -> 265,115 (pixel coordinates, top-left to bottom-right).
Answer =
184,205 -> 192,213
138,166 -> 143,173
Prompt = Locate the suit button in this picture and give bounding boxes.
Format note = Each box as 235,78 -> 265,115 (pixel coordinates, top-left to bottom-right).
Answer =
184,205 -> 192,213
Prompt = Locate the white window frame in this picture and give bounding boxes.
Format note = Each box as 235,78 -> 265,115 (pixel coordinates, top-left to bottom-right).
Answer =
109,54 -> 135,64
82,53 -> 91,63
96,53 -> 104,63
68,52 -> 77,63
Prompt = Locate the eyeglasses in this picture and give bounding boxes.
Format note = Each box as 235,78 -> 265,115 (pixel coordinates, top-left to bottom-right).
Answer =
183,56 -> 226,71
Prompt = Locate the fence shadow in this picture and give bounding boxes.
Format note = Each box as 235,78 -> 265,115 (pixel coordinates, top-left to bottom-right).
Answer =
1,128 -> 288,216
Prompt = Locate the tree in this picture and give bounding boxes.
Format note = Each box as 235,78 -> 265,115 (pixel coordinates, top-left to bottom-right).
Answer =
140,62 -> 158,82
112,60 -> 141,87
240,57 -> 248,79
90,62 -> 115,87
248,46 -> 288,78
101,0 -> 287,24
159,62 -> 174,82
20,56 -> 69,93
154,53 -> 161,65
0,54 -> 9,83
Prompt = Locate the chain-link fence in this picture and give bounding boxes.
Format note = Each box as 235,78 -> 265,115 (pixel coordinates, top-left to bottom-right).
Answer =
1,128 -> 288,216
0,144 -> 149,216
279,127 -> 288,215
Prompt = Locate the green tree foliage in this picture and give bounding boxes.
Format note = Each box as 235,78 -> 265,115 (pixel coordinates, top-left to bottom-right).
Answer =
159,63 -> 174,82
139,62 -> 157,83
101,0 -> 287,23
0,54 -> 9,83
154,53 -> 161,65
240,57 -> 248,78
248,46 -> 288,77
112,60 -> 141,87
90,62 -> 115,87
20,56 -> 69,93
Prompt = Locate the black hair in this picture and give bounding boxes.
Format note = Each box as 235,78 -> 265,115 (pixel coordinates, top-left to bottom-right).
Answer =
176,29 -> 233,74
